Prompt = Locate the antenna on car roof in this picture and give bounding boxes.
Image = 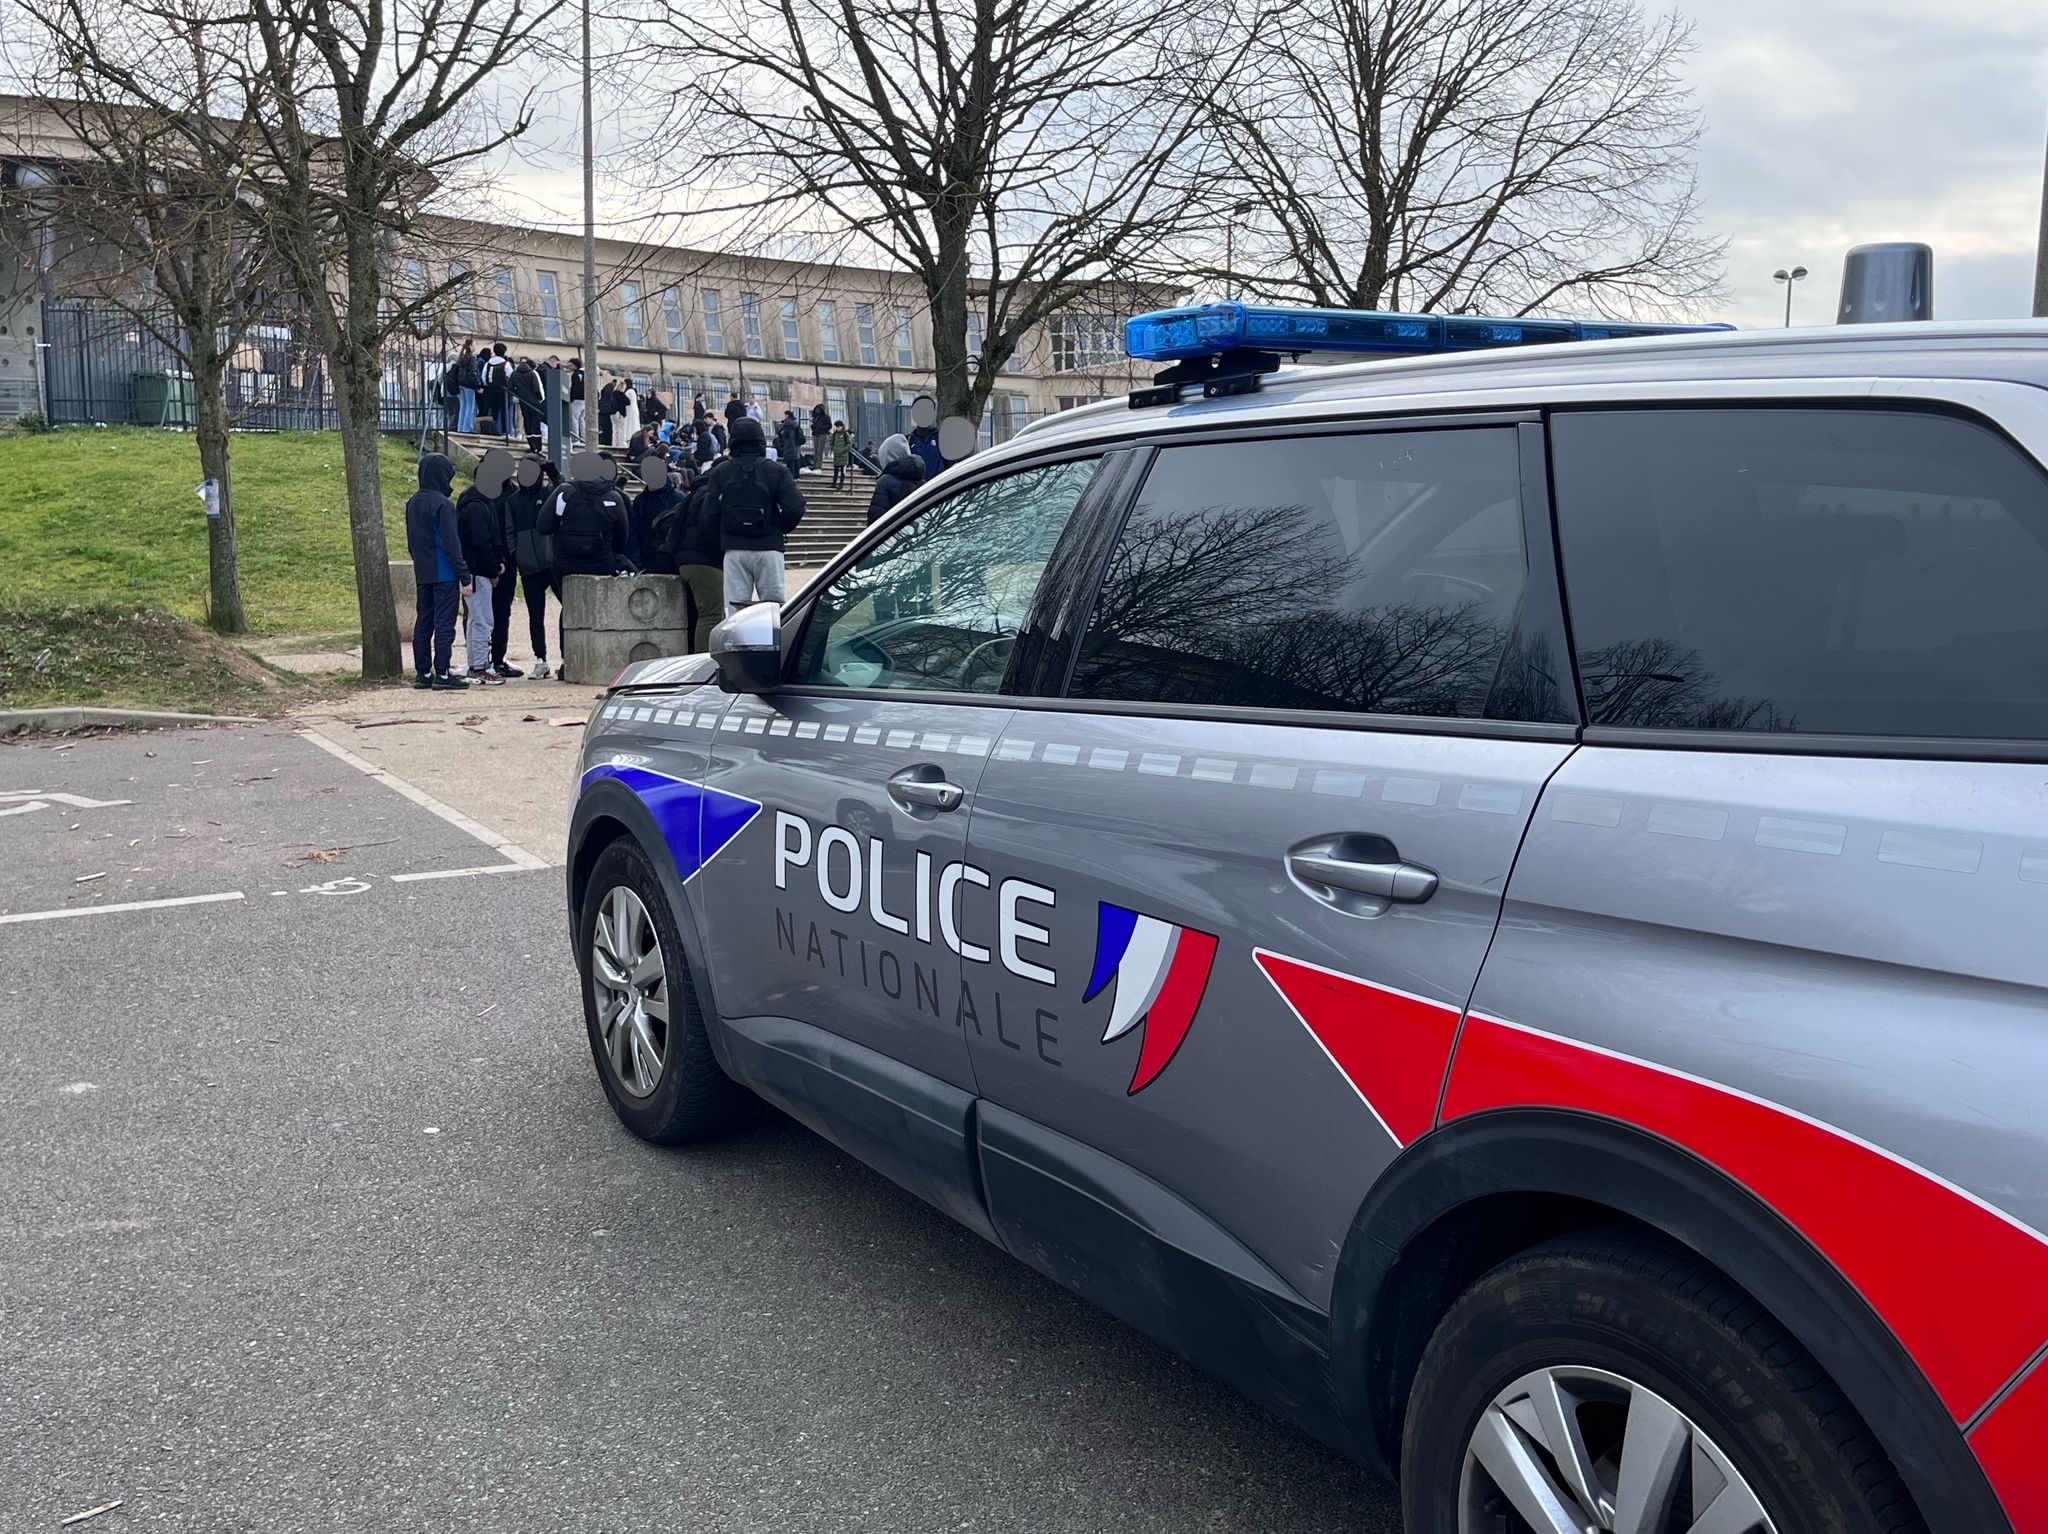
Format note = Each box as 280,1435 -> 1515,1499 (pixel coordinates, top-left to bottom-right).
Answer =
1838,243 -> 1934,324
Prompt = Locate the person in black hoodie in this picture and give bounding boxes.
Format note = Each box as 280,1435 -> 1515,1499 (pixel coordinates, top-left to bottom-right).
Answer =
509,357 -> 545,454
403,454 -> 472,689
455,463 -> 510,684
629,457 -> 682,570
867,432 -> 926,523
505,458 -> 563,677
774,409 -> 805,472
692,416 -> 804,614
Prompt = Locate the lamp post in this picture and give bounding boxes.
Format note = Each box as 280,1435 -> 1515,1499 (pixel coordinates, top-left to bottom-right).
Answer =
1223,199 -> 1257,302
1773,265 -> 1809,327
579,0 -> 599,442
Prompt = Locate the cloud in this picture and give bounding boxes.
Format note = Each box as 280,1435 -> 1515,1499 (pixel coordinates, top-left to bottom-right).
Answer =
1676,0 -> 2047,323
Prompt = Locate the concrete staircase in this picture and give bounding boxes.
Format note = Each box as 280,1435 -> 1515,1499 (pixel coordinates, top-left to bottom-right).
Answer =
434,428 -> 871,568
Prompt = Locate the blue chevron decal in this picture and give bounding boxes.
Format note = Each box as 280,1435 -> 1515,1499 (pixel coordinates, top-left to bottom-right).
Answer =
580,763 -> 761,883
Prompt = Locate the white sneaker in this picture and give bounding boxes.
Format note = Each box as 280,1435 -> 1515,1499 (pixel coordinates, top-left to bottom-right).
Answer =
531,660 -> 552,679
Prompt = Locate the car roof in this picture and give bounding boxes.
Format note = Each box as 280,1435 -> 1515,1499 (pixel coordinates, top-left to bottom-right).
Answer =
994,319 -> 2048,465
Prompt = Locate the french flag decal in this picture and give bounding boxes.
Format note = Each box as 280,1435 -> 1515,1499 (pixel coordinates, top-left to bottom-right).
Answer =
1084,903 -> 1219,1095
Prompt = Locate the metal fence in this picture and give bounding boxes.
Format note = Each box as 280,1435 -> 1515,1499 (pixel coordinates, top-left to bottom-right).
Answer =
40,301 -> 451,433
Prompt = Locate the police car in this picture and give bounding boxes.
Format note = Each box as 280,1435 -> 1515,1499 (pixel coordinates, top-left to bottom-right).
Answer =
567,302 -> 2048,1534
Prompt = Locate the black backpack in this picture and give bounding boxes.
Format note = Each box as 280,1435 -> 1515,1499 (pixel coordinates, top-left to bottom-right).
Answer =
459,355 -> 482,391
714,459 -> 772,541
555,482 -> 619,565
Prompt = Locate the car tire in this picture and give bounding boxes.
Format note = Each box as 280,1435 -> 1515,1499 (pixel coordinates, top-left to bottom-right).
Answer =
578,837 -> 749,1144
1400,1231 -> 1923,1534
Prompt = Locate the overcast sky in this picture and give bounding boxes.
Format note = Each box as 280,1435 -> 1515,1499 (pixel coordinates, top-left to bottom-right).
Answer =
498,0 -> 2048,329
1675,0 -> 2044,326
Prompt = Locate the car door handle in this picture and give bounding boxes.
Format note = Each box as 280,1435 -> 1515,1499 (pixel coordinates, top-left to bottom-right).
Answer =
887,767 -> 964,812
1285,835 -> 1439,915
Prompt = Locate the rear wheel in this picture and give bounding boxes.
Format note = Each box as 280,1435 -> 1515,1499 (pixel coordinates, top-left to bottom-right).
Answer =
1400,1232 -> 1922,1534
578,838 -> 748,1143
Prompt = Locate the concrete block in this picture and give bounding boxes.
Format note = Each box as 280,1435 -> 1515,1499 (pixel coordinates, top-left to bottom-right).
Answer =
561,627 -> 693,686
389,560 -> 418,643
562,573 -> 687,633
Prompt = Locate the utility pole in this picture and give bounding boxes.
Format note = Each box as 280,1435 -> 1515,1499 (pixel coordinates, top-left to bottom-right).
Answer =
579,0 -> 599,440
2035,124 -> 2048,318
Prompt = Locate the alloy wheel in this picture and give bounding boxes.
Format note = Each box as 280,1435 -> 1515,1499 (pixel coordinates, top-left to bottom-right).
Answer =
1459,1365 -> 1776,1534
590,884 -> 668,1099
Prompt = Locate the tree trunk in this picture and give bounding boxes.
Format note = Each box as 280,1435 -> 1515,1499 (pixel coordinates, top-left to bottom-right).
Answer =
928,215 -> 976,425
333,359 -> 403,678
192,355 -> 248,635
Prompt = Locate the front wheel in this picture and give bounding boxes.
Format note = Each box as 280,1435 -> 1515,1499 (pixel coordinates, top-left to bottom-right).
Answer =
578,838 -> 748,1143
1400,1232 -> 1922,1534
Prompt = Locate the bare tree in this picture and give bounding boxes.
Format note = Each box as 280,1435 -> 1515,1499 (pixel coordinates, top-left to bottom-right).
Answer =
8,8 -> 283,632
647,0 -> 1223,425
1179,0 -> 1722,318
229,0 -> 566,677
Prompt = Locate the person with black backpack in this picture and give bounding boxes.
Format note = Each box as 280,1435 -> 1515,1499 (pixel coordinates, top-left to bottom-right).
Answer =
696,416 -> 804,615
482,343 -> 513,438
537,453 -> 632,680
509,356 -> 544,454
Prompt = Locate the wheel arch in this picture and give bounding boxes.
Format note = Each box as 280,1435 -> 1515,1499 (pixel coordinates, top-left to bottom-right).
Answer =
566,780 -> 734,1069
1329,1107 -> 2009,1534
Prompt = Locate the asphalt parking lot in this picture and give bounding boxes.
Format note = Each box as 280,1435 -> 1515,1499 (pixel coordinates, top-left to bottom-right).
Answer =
1,721 -> 1400,1532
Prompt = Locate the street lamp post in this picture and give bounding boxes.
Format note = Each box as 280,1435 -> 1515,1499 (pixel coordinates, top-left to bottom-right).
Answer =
1773,265 -> 1809,327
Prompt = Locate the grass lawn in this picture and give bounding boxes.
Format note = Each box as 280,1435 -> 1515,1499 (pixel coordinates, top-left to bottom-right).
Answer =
0,427 -> 424,637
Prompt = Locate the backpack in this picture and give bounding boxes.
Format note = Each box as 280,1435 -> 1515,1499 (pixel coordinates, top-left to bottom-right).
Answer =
713,459 -> 772,542
554,481 -> 619,566
515,498 -> 554,576
459,354 -> 482,391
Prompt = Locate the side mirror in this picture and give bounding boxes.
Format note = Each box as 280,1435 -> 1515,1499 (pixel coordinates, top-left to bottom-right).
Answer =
709,602 -> 782,694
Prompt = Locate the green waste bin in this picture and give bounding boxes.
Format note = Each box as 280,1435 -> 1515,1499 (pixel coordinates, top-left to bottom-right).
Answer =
131,369 -> 196,428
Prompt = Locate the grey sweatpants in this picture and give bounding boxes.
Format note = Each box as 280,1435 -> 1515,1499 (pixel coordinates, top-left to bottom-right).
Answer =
723,549 -> 785,615
466,573 -> 494,671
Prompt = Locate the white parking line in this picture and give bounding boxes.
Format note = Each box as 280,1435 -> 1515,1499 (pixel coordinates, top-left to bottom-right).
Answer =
296,730 -> 547,872
389,864 -> 542,884
0,891 -> 245,926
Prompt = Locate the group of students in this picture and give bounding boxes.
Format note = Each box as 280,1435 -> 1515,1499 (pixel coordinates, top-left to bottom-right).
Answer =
439,340 -> 575,456
401,416 -> 807,689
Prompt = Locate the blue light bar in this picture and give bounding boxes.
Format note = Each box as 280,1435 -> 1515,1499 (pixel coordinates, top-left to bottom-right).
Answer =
1124,301 -> 1729,364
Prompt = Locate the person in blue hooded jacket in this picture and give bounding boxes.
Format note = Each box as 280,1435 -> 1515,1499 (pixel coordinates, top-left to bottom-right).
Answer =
404,454 -> 473,690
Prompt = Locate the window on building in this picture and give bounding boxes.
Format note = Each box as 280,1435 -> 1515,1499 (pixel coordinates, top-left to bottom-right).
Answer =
399,259 -> 428,332
1050,314 -> 1123,373
702,291 -> 724,354
966,311 -> 984,361
1068,429 -> 1527,718
825,385 -> 849,426
818,301 -> 841,363
862,387 -> 884,407
855,305 -> 878,366
619,282 -> 645,349
662,287 -> 686,350
1004,393 -> 1030,442
495,268 -> 521,339
535,271 -> 564,341
1553,408 -> 2048,739
768,377 -> 793,402
893,306 -> 916,367
780,298 -> 802,361
712,377 -> 734,406
794,459 -> 1100,693
450,264 -> 478,333
740,293 -> 765,357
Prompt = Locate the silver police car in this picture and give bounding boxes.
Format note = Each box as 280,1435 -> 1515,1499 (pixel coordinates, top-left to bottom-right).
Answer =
567,306 -> 2048,1534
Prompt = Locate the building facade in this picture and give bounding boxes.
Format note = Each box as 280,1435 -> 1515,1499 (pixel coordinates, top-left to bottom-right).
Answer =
0,96 -> 1166,439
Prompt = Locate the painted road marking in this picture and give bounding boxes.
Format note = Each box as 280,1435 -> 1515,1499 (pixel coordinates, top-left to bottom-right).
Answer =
0,790 -> 135,819
296,730 -> 547,872
0,891 -> 245,926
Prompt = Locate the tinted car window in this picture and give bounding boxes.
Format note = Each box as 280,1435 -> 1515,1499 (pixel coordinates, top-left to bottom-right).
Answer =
1068,429 -> 1526,718
1552,408 -> 2048,739
791,458 -> 1097,693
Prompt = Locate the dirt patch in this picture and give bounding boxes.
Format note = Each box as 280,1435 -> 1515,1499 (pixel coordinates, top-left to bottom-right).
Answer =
0,605 -> 300,716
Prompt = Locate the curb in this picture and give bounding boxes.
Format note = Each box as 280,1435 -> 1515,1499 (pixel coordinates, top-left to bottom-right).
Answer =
0,706 -> 266,737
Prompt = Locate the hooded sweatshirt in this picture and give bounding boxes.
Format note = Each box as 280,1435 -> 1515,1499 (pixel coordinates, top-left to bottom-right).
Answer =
456,480 -> 508,578
866,433 -> 927,524
689,416 -> 805,554
405,454 -> 469,586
